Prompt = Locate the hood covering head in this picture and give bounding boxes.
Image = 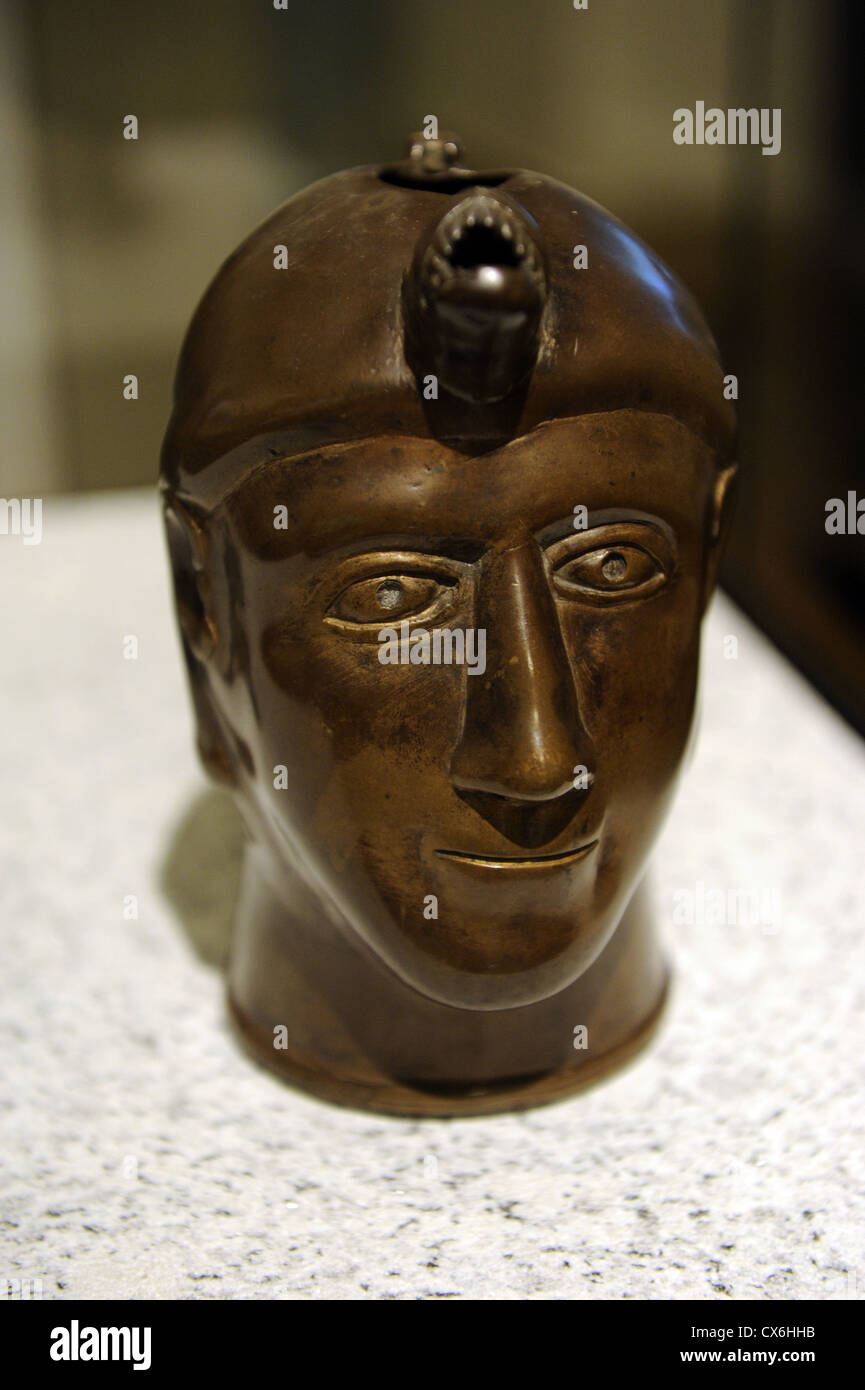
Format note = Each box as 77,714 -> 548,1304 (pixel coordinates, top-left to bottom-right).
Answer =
161,133 -> 735,511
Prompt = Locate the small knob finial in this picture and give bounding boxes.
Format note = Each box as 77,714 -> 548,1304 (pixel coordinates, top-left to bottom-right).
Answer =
405,130 -> 463,176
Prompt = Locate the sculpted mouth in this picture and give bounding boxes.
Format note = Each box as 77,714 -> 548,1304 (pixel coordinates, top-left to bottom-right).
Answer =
422,191 -> 546,293
435,840 -> 598,870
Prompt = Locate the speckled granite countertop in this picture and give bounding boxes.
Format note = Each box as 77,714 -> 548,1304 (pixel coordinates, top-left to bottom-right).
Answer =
1,490 -> 863,1300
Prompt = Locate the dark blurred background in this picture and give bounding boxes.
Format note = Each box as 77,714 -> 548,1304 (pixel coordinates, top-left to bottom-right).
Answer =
4,0 -> 863,732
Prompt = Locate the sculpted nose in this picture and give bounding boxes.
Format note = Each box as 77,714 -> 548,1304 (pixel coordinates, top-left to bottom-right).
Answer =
449,542 -> 594,843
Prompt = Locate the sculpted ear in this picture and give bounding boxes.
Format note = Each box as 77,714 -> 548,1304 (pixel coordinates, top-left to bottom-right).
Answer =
163,497 -> 236,786
163,498 -> 218,661
702,462 -> 738,612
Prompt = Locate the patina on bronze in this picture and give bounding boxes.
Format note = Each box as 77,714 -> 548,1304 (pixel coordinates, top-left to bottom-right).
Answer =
160,133 -> 737,1116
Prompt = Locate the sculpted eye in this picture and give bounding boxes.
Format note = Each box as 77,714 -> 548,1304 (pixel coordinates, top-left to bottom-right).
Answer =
326,573 -> 455,626
553,543 -> 667,602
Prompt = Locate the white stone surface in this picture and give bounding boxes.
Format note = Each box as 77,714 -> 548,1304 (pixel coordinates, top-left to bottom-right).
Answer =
1,489 -> 863,1301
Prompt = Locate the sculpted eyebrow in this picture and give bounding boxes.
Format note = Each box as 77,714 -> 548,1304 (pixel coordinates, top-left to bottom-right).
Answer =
535,514 -> 590,547
315,535 -> 488,564
535,512 -> 675,549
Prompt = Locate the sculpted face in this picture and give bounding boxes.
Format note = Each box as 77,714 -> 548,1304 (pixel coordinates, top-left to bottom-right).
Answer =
186,408 -> 724,1010
161,139 -> 737,1106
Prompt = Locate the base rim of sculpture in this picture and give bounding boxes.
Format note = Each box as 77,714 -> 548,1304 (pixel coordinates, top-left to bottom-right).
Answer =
226,975 -> 669,1118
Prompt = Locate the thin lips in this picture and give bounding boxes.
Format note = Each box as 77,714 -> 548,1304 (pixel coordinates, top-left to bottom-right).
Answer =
435,839 -> 599,870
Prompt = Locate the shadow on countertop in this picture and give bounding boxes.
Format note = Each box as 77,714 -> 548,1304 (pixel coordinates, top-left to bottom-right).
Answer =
160,788 -> 245,968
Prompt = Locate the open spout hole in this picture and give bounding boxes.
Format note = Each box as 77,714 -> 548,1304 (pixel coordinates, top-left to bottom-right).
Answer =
448,224 -> 522,270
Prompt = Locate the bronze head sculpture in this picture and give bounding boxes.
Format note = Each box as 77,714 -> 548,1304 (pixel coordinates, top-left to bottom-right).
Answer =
160,133 -> 737,1115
